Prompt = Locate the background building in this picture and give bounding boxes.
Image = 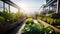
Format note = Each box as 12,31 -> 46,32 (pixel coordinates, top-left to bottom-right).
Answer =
45,0 -> 60,14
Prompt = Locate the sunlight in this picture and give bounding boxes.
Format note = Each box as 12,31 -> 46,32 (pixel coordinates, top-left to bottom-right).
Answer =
19,2 -> 28,10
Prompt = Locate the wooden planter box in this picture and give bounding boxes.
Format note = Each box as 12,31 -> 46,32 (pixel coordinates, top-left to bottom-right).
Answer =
0,17 -> 26,34
37,19 -> 60,33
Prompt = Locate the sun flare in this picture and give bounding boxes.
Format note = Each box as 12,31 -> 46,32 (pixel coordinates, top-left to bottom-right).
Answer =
19,2 -> 28,10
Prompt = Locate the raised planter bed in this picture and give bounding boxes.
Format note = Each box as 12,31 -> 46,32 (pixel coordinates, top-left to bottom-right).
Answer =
37,18 -> 60,33
39,17 -> 60,29
0,17 -> 26,34
9,17 -> 60,34
20,23 -> 57,34
19,19 -> 56,34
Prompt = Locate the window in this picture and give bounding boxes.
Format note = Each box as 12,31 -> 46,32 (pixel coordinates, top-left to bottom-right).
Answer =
5,3 -> 9,13
10,6 -> 18,13
0,1 -> 3,12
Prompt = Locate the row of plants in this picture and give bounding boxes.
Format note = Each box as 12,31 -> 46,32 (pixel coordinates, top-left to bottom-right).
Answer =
21,23 -> 55,34
0,10 -> 21,26
21,18 -> 59,34
41,17 -> 60,25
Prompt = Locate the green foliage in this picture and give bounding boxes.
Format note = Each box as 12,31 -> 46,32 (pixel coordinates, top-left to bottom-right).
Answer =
42,17 -> 60,25
47,18 -> 50,23
42,18 -> 47,22
22,23 -> 54,34
46,18 -> 54,24
0,9 -> 21,26
39,12 -> 45,17
49,19 -> 54,24
0,16 -> 6,26
8,13 -> 15,23
56,20 -> 60,24
53,19 -> 57,24
3,11 -> 15,23
45,26 -> 53,34
15,12 -> 20,21
26,18 -> 33,24
0,12 -> 3,16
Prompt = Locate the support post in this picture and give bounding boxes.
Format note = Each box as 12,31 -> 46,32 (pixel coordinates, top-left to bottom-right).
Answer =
9,4 -> 10,13
3,2 -> 5,12
56,0 -> 59,13
49,6 -> 50,12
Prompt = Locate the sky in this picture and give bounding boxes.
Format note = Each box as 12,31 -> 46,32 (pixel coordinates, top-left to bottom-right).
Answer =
0,0 -> 46,14
11,0 -> 46,13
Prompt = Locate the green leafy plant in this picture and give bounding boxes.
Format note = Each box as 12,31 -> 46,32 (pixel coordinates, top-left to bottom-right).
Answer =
53,19 -> 57,24
41,17 -> 60,25
56,20 -> 60,25
49,18 -> 54,24
22,23 -> 54,34
8,13 -> 15,23
0,8 -> 21,26
47,18 -> 51,23
15,12 -> 21,21
26,18 -> 33,24
45,26 -> 53,34
0,16 -> 6,26
3,11 -> 16,23
42,18 -> 47,22
22,24 -> 45,34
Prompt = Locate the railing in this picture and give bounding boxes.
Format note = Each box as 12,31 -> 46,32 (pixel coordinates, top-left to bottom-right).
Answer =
46,0 -> 56,7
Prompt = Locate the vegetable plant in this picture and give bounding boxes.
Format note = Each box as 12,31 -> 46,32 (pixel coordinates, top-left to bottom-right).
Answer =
26,18 -> 33,24
0,16 -> 6,26
21,23 -> 54,34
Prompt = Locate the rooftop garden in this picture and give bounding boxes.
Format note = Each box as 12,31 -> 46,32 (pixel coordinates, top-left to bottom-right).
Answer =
20,18 -> 60,34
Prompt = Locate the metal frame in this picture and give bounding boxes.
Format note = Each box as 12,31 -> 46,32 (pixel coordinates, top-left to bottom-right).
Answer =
45,0 -> 59,13
1,0 -> 20,12
46,0 -> 57,6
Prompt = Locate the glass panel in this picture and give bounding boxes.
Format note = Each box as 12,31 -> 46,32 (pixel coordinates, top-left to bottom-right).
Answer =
44,6 -> 49,13
10,6 -> 18,13
0,1 -> 3,12
5,3 -> 9,13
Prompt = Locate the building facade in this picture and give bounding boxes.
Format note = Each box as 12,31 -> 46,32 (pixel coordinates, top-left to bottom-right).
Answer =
44,0 -> 60,14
